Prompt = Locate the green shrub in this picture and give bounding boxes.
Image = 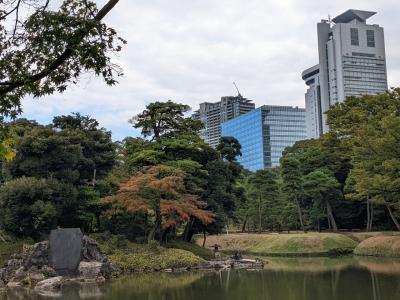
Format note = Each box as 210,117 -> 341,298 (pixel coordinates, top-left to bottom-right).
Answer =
110,248 -> 205,271
0,177 -> 77,239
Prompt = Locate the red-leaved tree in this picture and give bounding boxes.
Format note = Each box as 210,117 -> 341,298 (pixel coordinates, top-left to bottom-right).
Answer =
102,165 -> 214,243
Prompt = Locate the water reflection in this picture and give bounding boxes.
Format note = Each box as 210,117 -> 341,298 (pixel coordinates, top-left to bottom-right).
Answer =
1,257 -> 400,300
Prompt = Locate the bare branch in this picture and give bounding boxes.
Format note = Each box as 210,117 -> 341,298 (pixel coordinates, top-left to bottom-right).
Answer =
12,0 -> 22,36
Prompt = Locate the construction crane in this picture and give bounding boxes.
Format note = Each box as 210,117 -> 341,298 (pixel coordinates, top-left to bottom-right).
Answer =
233,82 -> 243,98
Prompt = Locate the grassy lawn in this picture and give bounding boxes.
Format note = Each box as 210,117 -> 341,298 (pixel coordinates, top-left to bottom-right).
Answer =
344,231 -> 400,243
354,235 -> 400,258
198,233 -> 358,256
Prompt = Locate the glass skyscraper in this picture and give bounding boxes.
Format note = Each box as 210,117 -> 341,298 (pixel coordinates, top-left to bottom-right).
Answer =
221,105 -> 307,172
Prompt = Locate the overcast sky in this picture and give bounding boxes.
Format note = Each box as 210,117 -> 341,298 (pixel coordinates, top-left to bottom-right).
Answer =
21,0 -> 400,140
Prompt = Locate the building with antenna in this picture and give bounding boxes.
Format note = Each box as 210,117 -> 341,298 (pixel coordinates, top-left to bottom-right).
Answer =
192,93 -> 255,148
302,9 -> 388,138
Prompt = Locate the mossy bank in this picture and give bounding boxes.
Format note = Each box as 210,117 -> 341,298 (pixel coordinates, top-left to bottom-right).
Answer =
92,234 -> 212,272
199,233 -> 358,256
354,235 -> 400,258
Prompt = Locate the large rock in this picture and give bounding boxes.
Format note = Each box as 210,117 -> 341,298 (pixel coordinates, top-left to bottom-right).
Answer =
27,266 -> 45,283
49,229 -> 83,276
7,281 -> 23,288
82,236 -> 107,263
79,261 -> 103,279
0,268 -> 5,282
23,241 -> 49,268
34,276 -> 63,292
0,279 -> 5,289
0,259 -> 23,283
2,232 -> 119,289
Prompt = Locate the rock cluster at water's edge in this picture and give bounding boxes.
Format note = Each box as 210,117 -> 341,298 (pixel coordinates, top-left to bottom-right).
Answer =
0,236 -> 120,292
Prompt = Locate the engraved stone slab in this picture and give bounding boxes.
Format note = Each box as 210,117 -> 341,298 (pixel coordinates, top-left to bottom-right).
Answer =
49,228 -> 83,276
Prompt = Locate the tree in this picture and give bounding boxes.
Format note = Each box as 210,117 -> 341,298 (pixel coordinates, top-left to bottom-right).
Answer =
281,157 -> 305,232
281,135 -> 364,231
52,113 -> 116,184
0,114 -> 117,233
217,136 -> 242,162
302,170 -> 340,231
129,101 -> 203,141
6,114 -> 116,185
0,126 -> 15,161
0,177 -> 77,239
327,89 -> 400,231
247,169 -> 278,233
0,0 -> 124,118
123,100 -> 243,242
102,165 -> 214,243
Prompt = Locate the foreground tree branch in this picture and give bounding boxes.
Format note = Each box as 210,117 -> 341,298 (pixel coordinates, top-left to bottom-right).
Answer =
0,0 -> 119,93
0,0 -> 125,117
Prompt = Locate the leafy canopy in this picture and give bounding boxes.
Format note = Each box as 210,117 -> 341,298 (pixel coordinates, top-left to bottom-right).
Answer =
129,100 -> 203,141
0,0 -> 124,118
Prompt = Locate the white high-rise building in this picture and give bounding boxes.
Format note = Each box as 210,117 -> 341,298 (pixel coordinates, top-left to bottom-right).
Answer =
302,9 -> 388,138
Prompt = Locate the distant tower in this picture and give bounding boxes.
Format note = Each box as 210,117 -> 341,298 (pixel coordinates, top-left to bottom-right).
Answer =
302,9 -> 388,138
192,94 -> 255,148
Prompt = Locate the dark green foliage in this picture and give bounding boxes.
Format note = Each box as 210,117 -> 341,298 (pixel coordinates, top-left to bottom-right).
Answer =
0,114 -> 117,237
0,177 -> 76,239
217,136 -> 242,162
129,101 -> 203,141
0,0 -> 124,118
6,114 -> 116,184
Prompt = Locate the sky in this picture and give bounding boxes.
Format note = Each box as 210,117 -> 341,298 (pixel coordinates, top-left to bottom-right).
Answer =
20,0 -> 400,140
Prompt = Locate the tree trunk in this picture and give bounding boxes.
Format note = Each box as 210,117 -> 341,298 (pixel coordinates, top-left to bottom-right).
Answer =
241,217 -> 247,233
366,200 -> 371,232
370,203 -> 374,231
295,197 -> 305,232
202,230 -> 207,248
91,168 -> 97,187
148,206 -> 162,244
147,226 -> 156,243
386,204 -> 400,231
182,218 -> 195,242
326,201 -> 338,232
366,200 -> 374,232
161,226 -> 173,244
258,193 -> 262,234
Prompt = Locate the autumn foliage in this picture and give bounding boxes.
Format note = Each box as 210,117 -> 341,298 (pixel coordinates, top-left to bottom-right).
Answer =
102,165 -> 214,239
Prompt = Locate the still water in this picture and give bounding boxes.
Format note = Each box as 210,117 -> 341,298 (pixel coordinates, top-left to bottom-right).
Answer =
2,256 -> 400,300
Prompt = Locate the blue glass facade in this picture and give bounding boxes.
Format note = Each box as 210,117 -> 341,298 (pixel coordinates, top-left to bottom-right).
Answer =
221,105 -> 307,171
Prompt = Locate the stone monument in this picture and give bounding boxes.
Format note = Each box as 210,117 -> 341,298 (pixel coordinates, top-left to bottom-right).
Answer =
49,228 -> 83,276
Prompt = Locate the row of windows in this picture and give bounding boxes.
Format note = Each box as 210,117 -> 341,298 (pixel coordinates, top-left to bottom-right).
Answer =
351,28 -> 375,47
343,56 -> 385,63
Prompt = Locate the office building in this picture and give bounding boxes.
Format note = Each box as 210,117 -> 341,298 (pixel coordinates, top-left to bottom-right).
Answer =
221,105 -> 307,171
193,95 -> 255,147
302,9 -> 388,138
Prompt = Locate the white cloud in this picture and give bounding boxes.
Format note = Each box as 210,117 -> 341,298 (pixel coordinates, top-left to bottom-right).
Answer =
21,0 -> 400,140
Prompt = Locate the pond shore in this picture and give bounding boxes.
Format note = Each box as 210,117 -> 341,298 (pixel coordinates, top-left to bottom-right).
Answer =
1,231 -> 400,293
196,232 -> 400,258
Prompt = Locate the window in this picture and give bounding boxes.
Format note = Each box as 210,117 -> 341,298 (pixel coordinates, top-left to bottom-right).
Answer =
367,30 -> 375,47
350,28 -> 359,46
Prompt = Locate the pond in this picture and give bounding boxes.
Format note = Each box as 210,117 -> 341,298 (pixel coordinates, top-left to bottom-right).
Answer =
2,256 -> 400,300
